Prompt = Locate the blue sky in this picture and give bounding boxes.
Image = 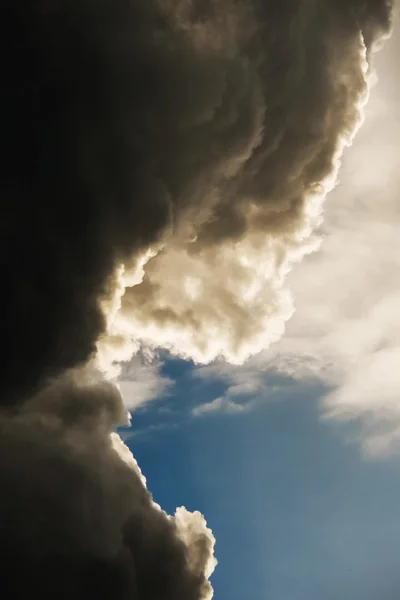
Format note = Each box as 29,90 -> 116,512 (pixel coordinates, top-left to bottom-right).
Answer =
122,359 -> 400,600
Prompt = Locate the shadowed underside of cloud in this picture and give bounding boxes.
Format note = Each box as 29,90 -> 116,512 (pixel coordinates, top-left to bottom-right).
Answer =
0,377 -> 216,600
0,0 -> 394,598
105,0 -> 394,369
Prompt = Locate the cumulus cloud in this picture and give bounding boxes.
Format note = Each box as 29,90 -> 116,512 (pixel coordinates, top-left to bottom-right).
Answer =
108,0 -> 394,368
200,15 -> 400,455
1,0 -> 394,597
2,0 -> 393,401
0,377 -> 216,599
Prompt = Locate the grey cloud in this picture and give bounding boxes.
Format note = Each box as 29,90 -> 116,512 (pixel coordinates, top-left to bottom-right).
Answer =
0,377 -> 216,599
115,0 -> 395,365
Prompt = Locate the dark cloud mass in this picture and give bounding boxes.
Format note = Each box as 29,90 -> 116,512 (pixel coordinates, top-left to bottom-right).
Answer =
2,0 -> 395,399
0,378 -> 215,599
0,0 -> 394,598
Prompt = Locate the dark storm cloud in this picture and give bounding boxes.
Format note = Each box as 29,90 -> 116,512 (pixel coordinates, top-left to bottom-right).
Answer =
0,377 -> 215,599
0,0 -> 394,599
2,0 -> 394,402
113,0 -> 396,364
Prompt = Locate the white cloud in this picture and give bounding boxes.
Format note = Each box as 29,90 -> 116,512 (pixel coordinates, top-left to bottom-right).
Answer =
117,355 -> 172,410
265,26 -> 400,455
190,24 -> 400,455
192,396 -> 247,417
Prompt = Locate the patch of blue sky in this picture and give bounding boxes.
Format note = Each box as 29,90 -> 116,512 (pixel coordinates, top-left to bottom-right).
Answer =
122,360 -> 400,600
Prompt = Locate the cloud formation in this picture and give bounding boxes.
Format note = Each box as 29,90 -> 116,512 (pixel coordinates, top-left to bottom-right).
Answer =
192,395 -> 247,417
117,354 -> 172,411
109,0 -> 394,367
2,0 -> 394,400
195,17 -> 400,455
264,19 -> 400,457
1,0 -> 394,598
0,377 -> 216,599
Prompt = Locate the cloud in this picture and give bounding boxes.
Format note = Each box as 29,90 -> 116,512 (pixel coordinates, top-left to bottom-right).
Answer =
269,20 -> 400,456
3,0 -> 393,402
1,0 -> 395,597
192,396 -> 247,417
200,17 -> 400,455
0,376 -> 216,599
191,359 -> 269,416
110,0 -> 393,368
117,355 -> 172,411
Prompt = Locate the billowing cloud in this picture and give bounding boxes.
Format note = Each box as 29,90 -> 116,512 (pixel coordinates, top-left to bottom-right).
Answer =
1,0 -> 394,598
107,0 -> 395,369
197,15 -> 400,454
2,0 -> 394,400
0,376 -> 216,599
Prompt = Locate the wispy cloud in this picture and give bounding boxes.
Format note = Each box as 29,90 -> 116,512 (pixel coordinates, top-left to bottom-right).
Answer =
192,396 -> 248,417
118,354 -> 173,410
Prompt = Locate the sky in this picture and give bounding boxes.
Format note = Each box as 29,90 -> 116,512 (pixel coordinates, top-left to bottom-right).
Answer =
120,10 -> 400,600
2,2 -> 399,599
127,371 -> 400,600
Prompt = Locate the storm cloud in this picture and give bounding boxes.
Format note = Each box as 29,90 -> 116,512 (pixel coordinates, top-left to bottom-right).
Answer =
0,0 -> 394,598
2,0 -> 394,397
0,376 -> 216,599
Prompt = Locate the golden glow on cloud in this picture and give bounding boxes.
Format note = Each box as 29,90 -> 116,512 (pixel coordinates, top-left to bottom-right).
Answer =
97,31 -> 379,377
